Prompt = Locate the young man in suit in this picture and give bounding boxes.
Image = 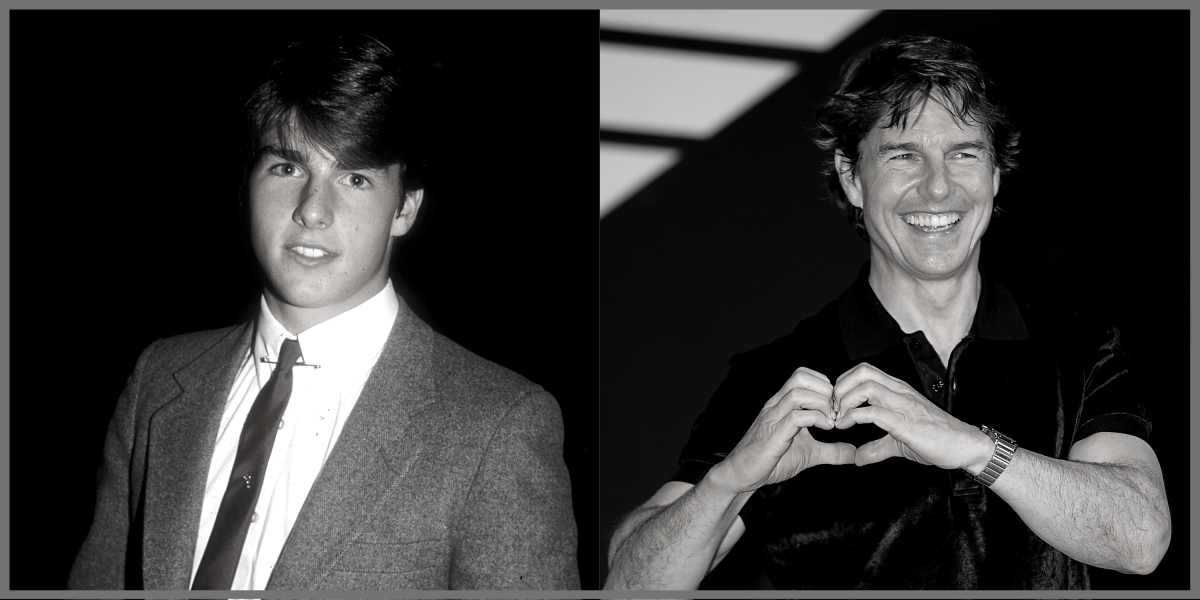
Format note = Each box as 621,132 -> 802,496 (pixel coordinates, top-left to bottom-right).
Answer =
68,34 -> 578,591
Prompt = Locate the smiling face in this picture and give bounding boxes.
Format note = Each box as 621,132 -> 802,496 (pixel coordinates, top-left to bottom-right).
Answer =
837,97 -> 1000,281
249,134 -> 422,333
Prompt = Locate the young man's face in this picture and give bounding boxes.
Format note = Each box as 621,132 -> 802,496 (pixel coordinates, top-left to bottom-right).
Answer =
249,134 -> 422,333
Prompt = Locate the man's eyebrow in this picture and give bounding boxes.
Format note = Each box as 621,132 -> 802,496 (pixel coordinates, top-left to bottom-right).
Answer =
877,141 -> 920,156
876,140 -> 987,155
948,140 -> 987,153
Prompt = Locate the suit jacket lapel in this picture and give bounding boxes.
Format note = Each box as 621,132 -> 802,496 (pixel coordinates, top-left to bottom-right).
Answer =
268,298 -> 440,589
141,323 -> 253,590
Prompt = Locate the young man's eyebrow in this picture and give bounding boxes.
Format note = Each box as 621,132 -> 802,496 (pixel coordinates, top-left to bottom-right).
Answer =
257,144 -> 385,173
258,144 -> 310,165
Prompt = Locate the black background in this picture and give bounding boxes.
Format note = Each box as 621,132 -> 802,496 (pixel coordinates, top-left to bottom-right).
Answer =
600,10 -> 1189,590
11,10 -> 596,590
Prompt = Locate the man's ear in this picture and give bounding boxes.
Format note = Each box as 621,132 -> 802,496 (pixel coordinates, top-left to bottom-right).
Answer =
391,189 -> 424,237
834,151 -> 864,209
992,165 -> 1001,196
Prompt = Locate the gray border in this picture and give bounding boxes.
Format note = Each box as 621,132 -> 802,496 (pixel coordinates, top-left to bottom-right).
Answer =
2,6 -> 8,597
1190,6 -> 1197,596
19,592 -> 1200,599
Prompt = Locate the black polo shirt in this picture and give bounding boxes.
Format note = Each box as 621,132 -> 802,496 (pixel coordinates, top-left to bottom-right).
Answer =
674,264 -> 1151,590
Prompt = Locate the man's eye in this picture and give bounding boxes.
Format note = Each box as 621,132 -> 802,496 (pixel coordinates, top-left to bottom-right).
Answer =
270,163 -> 302,177
891,153 -> 916,161
347,174 -> 372,189
952,152 -> 978,159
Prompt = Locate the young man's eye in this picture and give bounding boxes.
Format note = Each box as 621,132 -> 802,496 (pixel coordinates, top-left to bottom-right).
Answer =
269,163 -> 303,177
347,174 -> 372,189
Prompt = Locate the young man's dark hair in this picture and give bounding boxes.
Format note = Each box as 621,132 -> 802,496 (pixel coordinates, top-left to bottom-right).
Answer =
814,35 -> 1020,241
242,34 -> 427,206
68,33 -> 578,592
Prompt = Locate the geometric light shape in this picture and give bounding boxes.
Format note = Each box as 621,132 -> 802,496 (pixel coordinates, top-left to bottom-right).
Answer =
600,43 -> 798,139
600,9 -> 879,53
600,143 -> 680,219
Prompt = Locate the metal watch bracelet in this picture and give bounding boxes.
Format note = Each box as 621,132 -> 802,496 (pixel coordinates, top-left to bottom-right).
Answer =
971,425 -> 1017,487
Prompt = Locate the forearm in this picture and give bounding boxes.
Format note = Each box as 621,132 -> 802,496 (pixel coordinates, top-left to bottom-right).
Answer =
989,448 -> 1171,574
606,475 -> 751,590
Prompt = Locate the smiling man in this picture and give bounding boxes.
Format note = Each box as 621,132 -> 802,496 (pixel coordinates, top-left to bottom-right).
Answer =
68,34 -> 577,591
605,36 -> 1169,590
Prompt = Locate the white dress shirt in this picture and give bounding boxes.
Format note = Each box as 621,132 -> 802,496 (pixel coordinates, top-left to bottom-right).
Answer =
190,280 -> 400,590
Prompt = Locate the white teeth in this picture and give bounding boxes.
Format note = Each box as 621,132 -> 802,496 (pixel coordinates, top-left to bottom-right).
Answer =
905,213 -> 961,229
294,246 -> 327,258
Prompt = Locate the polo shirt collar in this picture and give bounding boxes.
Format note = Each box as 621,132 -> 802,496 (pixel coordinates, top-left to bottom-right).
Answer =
837,261 -> 1030,360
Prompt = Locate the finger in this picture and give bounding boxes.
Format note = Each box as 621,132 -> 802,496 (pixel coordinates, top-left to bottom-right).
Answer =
745,409 -> 831,463
809,440 -> 857,466
770,387 -> 835,423
833,362 -> 904,403
833,380 -> 896,418
854,434 -> 906,466
769,367 -> 834,408
785,408 -> 837,431
775,409 -> 836,439
834,404 -> 897,431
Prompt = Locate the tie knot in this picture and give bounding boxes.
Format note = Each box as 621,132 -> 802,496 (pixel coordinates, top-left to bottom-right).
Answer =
277,338 -> 303,371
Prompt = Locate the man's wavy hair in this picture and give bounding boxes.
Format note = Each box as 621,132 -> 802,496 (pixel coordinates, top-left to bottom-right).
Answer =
242,34 -> 427,208
813,35 -> 1020,242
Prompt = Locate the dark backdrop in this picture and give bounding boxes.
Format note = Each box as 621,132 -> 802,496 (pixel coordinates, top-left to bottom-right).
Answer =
10,10 -> 595,590
600,10 -> 1189,590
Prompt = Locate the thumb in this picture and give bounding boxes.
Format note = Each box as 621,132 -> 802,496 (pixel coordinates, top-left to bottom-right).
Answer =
810,440 -> 857,466
855,435 -> 904,466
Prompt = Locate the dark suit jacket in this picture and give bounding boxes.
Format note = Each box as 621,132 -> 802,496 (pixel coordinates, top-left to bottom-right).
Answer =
68,297 -> 579,590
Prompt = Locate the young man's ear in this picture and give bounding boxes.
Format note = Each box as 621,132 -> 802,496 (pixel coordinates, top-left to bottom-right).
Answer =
391,189 -> 424,237
834,151 -> 864,209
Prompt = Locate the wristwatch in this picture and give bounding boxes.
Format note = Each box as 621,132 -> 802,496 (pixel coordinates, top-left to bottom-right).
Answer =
970,425 -> 1017,487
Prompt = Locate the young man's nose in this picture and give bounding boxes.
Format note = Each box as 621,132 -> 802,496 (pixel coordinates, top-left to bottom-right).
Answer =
293,180 -> 332,229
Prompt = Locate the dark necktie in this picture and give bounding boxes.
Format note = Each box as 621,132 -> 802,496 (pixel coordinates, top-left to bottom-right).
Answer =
191,338 -> 303,590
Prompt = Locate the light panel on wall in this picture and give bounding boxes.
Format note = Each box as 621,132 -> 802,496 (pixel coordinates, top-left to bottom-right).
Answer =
600,143 -> 680,219
600,43 -> 798,139
599,9 -> 878,52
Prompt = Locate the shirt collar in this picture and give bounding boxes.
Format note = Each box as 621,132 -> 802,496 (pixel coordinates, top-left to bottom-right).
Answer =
837,261 -> 1030,360
253,279 -> 401,383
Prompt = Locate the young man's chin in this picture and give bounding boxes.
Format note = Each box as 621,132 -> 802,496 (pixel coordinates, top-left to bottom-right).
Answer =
268,277 -> 388,312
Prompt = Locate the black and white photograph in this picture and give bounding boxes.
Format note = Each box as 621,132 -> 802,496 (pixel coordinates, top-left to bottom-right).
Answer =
10,10 -> 595,591
601,9 -> 1189,590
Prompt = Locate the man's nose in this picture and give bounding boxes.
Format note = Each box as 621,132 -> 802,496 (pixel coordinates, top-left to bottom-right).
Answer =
294,179 -> 332,229
920,160 -> 952,202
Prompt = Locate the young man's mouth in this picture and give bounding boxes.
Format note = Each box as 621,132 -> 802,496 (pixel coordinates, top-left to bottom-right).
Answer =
286,244 -> 338,264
